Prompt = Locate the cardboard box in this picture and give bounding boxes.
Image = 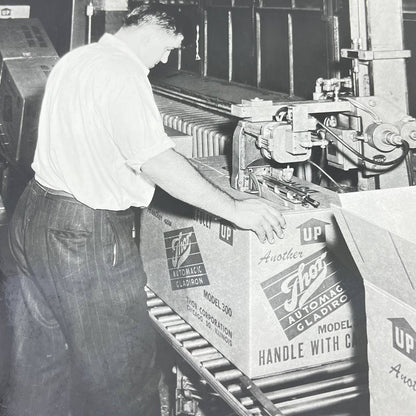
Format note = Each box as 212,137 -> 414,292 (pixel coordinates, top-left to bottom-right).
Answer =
164,126 -> 193,158
0,18 -> 57,66
333,188 -> 416,416
141,156 -> 366,378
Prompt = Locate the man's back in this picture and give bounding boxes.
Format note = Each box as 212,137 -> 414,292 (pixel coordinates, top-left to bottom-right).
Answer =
32,34 -> 174,210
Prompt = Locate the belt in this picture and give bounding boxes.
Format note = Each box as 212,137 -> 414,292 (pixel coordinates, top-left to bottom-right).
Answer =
34,180 -> 76,199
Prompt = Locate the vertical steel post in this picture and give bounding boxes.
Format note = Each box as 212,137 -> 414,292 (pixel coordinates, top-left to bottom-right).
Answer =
70,0 -> 87,49
323,0 -> 340,79
228,10 -> 233,82
256,10 -> 261,88
288,12 -> 295,97
177,47 -> 182,71
348,0 -> 370,96
203,9 -> 208,77
366,0 -> 408,112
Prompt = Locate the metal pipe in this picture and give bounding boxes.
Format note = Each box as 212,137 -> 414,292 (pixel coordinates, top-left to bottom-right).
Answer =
248,385 -> 366,415
203,10 -> 208,77
158,314 -> 182,324
153,86 -> 232,115
70,0 -> 88,49
86,2 -> 94,44
202,357 -> 230,370
150,306 -> 173,317
166,323 -> 192,334
191,347 -> 218,357
255,11 -> 262,88
164,318 -> 185,328
195,23 -> 201,61
177,47 -> 182,71
240,373 -> 363,407
348,0 -> 369,97
288,12 -> 295,97
228,10 -> 233,82
227,359 -> 362,394
176,331 -> 200,342
205,4 -> 321,11
183,338 -> 209,349
147,297 -> 164,307
196,352 -> 223,362
214,369 -> 242,382
324,0 -> 340,79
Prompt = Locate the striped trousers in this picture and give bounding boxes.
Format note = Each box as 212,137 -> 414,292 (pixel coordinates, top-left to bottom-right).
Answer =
5,179 -> 160,416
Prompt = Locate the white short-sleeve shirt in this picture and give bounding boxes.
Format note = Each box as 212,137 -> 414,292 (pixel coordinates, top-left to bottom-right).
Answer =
32,33 -> 175,210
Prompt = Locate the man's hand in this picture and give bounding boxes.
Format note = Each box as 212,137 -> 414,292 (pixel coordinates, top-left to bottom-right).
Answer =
232,199 -> 286,244
141,149 -> 286,243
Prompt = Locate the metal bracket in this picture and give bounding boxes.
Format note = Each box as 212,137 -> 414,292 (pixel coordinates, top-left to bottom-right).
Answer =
341,48 -> 411,61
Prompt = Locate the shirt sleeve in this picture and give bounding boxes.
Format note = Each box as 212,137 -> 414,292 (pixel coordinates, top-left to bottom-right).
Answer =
103,71 -> 175,171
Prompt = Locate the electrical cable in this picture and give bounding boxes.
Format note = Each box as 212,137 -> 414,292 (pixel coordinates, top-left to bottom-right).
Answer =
248,171 -> 262,197
315,119 -> 410,167
307,160 -> 343,191
405,151 -> 416,186
341,97 -> 382,123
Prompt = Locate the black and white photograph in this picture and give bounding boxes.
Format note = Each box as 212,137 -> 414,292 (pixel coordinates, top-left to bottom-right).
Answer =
0,0 -> 415,415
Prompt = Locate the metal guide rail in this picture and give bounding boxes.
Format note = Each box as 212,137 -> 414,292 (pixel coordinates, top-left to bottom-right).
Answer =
146,287 -> 369,416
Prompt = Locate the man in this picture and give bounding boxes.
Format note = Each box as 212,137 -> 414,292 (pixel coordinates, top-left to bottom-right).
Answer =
5,3 -> 285,416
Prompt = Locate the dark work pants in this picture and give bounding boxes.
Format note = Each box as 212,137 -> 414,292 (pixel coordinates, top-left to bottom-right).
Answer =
5,180 -> 160,416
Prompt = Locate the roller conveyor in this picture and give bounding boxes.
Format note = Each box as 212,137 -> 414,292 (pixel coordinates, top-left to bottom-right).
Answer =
146,287 -> 369,416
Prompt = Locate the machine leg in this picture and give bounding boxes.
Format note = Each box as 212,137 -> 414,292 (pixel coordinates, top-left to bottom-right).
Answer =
174,366 -> 202,416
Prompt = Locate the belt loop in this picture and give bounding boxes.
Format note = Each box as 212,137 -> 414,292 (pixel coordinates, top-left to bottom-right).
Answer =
34,180 -> 75,199
35,180 -> 50,197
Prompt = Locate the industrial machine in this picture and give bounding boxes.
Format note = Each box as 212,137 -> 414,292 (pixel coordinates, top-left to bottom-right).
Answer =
0,18 -> 58,213
140,1 -> 416,415
230,83 -> 415,201
142,84 -> 416,415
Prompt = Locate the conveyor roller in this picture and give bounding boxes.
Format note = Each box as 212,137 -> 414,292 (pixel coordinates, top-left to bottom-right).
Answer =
146,287 -> 369,416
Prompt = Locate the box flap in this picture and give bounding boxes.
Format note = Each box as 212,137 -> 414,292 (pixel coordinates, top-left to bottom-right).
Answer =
337,187 -> 416,243
332,187 -> 416,309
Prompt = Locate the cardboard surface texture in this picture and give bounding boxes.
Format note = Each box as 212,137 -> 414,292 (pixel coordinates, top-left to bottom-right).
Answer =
333,187 -> 416,416
141,157 -> 366,378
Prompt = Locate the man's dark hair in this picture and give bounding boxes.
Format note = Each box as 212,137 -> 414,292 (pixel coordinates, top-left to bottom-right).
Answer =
124,2 -> 181,35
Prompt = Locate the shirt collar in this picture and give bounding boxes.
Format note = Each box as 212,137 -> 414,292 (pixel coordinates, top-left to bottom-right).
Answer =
98,33 -> 150,76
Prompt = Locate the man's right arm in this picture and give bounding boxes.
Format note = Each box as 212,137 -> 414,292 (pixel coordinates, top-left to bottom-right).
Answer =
141,148 -> 286,243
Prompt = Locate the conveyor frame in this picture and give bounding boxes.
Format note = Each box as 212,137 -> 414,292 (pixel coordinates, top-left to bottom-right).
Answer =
146,287 -> 369,416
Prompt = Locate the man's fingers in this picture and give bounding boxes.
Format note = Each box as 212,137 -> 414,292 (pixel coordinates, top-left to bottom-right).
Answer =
265,214 -> 285,239
254,203 -> 286,243
265,205 -> 286,229
262,221 -> 276,244
254,216 -> 285,244
233,198 -> 286,243
261,209 -> 285,240
254,226 -> 267,244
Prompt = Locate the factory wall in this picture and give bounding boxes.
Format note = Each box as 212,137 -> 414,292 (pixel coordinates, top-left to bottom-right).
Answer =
1,0 -> 415,114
